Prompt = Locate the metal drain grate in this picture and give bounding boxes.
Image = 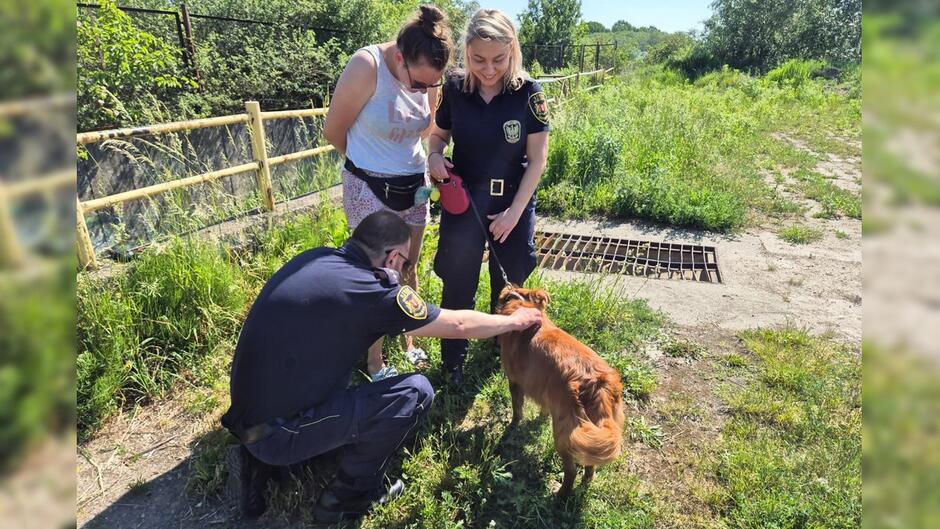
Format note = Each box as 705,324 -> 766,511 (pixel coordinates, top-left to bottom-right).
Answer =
534,231 -> 723,283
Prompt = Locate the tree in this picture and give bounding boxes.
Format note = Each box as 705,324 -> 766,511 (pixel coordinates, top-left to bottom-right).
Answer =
518,0 -> 582,46
584,20 -> 607,33
644,32 -> 695,66
700,0 -> 861,72
611,19 -> 634,32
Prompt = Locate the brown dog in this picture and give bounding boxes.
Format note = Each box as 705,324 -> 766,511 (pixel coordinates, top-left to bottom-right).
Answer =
495,286 -> 626,498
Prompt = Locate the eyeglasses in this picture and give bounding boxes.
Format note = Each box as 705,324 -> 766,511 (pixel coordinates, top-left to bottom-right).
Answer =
404,62 -> 444,91
386,248 -> 413,271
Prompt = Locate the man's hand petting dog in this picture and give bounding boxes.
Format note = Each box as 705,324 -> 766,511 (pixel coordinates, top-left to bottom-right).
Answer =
509,307 -> 542,331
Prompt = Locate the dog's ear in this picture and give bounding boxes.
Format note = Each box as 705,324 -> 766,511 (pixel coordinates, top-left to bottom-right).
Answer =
532,289 -> 550,310
497,285 -> 520,309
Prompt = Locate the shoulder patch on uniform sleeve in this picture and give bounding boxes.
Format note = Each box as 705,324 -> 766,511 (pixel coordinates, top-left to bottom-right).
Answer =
396,285 -> 429,320
528,91 -> 550,124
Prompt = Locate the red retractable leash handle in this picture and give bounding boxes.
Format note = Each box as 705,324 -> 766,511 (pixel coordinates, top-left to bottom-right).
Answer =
435,168 -> 470,215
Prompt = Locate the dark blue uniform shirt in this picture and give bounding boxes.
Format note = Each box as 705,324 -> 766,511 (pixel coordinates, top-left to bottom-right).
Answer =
435,73 -> 551,185
222,242 -> 440,430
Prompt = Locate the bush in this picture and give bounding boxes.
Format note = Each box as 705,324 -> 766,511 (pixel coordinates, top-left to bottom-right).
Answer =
767,59 -> 828,89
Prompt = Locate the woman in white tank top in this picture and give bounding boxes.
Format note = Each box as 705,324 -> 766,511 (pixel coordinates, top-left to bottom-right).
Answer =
323,5 -> 454,379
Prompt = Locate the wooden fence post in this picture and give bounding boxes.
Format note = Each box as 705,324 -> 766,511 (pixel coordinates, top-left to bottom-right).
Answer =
75,197 -> 97,270
594,42 -> 601,82
245,101 -> 275,212
0,183 -> 24,267
180,2 -> 202,84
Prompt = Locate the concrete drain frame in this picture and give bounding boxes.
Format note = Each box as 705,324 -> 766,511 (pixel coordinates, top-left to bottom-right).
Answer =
534,231 -> 723,284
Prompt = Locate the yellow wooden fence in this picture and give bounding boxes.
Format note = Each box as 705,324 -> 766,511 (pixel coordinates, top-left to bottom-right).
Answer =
74,101 -> 334,270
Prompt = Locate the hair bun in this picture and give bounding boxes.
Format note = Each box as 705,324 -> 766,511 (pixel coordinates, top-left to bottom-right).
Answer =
418,4 -> 445,30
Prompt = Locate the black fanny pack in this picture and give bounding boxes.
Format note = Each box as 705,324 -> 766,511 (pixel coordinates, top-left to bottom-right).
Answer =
345,158 -> 424,211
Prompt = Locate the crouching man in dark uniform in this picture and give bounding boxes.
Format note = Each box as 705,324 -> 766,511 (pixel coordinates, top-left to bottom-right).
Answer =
220,210 -> 541,522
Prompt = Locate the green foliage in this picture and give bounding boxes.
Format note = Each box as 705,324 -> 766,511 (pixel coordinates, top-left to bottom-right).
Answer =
0,266 -> 75,472
695,0 -> 861,74
78,0 -> 195,130
664,340 -> 705,359
706,329 -> 860,528
643,32 -> 695,67
583,20 -> 607,33
767,59 -> 829,88
0,0 -> 75,98
778,225 -> 824,244
519,0 -> 584,52
611,20 -> 635,32
76,0 -> 485,129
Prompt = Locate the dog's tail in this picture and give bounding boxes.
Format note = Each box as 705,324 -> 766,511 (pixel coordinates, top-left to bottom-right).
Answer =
567,371 -> 624,466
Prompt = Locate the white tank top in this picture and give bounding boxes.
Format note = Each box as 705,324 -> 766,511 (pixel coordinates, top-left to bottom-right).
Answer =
345,45 -> 430,176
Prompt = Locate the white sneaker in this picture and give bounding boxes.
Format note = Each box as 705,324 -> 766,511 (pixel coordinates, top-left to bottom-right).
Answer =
370,366 -> 399,382
406,348 -> 429,366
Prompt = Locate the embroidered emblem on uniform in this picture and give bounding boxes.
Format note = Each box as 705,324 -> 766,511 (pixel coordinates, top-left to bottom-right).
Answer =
528,92 -> 550,124
396,285 -> 428,320
503,120 -> 521,144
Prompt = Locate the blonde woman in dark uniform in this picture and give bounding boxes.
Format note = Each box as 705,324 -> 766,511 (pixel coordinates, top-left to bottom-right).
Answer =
324,5 -> 453,381
427,8 -> 551,386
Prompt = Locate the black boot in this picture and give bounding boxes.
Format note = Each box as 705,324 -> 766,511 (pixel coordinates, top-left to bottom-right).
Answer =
226,445 -> 274,518
314,478 -> 405,522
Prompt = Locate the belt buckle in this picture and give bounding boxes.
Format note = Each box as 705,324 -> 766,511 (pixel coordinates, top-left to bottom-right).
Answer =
490,179 -> 504,197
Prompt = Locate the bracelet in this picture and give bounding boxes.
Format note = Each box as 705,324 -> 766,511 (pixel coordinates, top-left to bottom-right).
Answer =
428,151 -> 444,161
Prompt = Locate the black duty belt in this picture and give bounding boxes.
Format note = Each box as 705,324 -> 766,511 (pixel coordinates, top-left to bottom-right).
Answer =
465,176 -> 521,197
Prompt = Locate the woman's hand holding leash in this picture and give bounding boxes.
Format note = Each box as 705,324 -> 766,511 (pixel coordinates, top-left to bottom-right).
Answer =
428,152 -> 452,182
487,206 -> 523,243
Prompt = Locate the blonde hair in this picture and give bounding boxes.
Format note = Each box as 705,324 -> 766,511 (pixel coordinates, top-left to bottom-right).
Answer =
461,9 -> 527,93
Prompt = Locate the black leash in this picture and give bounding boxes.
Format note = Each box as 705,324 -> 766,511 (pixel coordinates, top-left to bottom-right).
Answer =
465,191 -> 525,302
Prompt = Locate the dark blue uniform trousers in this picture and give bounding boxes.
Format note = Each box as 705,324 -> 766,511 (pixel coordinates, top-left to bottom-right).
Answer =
245,374 -> 434,493
434,187 -> 537,372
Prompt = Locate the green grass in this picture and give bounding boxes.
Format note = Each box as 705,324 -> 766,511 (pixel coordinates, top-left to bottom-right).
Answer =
627,416 -> 664,448
864,343 -> 940,529
703,329 -> 861,528
537,65 -> 859,232
790,168 -> 861,219
778,225 -> 824,244
0,264 -> 76,472
663,339 -> 705,359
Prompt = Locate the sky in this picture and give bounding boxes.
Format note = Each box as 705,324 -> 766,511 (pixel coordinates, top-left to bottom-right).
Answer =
479,0 -> 715,33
